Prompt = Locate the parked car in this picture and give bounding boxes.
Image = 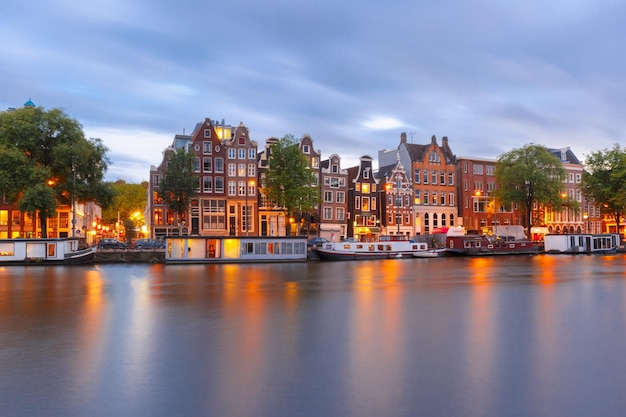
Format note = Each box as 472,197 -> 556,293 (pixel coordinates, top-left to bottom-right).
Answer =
307,237 -> 328,248
97,238 -> 128,250
134,238 -> 165,250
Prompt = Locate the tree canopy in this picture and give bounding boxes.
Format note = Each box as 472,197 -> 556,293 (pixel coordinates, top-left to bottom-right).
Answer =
263,134 -> 320,234
581,144 -> 626,234
157,148 -> 197,225
101,180 -> 148,227
0,106 -> 114,237
496,144 -> 567,229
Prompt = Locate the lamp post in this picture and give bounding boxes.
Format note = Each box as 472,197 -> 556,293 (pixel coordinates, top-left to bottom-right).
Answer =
71,162 -> 76,237
246,180 -> 255,236
396,178 -> 401,234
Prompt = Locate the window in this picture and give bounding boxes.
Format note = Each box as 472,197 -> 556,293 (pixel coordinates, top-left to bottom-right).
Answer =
239,136 -> 246,145
215,177 -> 224,192
228,181 -> 236,196
336,192 -> 345,203
228,163 -> 236,176
248,164 -> 255,177
204,129 -> 211,138
355,197 -> 360,209
228,148 -> 236,159
424,191 -> 429,205
423,170 -> 429,184
414,169 -> 420,184
324,191 -> 333,203
431,170 -> 437,184
303,145 -> 310,154
323,207 -> 332,220
203,157 -> 212,172
371,197 -> 376,211
153,174 -> 161,186
202,199 -> 226,231
238,164 -> 246,177
363,169 -> 370,179
330,177 -> 339,188
449,192 -> 455,206
362,183 -> 370,194
440,192 -> 446,205
248,149 -> 256,159
576,173 -> 581,183
433,213 -> 438,227
203,177 -> 213,192
414,190 -> 421,205
332,164 -> 338,173
362,197 -> 370,211
215,158 -> 224,173
336,207 -> 345,221
238,181 -> 246,196
193,157 -> 200,172
203,141 -> 212,154
448,172 -> 454,185
442,213 -> 447,226
431,193 -> 437,205
440,171 -> 445,185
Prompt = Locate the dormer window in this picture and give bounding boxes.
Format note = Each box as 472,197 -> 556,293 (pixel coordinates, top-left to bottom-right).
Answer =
303,145 -> 310,154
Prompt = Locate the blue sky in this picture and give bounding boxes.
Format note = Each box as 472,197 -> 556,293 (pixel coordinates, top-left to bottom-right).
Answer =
2,0 -> 624,182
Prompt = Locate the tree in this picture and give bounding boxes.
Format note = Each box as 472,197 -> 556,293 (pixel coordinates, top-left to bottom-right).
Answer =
263,134 -> 320,235
102,180 -> 148,223
496,144 -> 567,229
157,148 -> 197,227
581,145 -> 626,234
0,106 -> 114,237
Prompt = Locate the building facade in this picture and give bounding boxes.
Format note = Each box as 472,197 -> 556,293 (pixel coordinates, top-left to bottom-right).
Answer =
319,154 -> 348,242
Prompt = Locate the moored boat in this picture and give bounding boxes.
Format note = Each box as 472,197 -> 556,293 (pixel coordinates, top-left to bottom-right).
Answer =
444,234 -> 540,256
165,235 -> 308,263
0,238 -> 96,265
544,233 -> 620,254
314,236 -> 431,260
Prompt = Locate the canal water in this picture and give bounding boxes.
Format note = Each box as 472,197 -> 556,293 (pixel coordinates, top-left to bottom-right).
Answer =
2,255 -> 626,417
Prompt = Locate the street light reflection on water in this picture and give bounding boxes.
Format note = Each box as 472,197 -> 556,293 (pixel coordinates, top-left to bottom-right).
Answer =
2,256 -> 626,416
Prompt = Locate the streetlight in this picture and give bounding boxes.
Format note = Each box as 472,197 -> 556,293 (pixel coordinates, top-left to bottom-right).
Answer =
395,178 -> 401,234
71,162 -> 76,237
246,180 -> 255,236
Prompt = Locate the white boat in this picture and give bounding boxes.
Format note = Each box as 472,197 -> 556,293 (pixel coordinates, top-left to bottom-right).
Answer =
165,236 -> 308,263
412,248 -> 445,258
314,236 -> 431,261
544,233 -> 621,254
0,238 -> 96,265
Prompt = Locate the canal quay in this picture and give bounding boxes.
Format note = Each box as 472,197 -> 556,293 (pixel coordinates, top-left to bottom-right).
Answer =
2,254 -> 626,417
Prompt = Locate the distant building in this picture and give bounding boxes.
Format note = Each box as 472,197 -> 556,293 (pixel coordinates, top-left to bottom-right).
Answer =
455,156 -> 521,233
347,155 -> 381,240
319,154 -> 348,241
380,133 -> 457,235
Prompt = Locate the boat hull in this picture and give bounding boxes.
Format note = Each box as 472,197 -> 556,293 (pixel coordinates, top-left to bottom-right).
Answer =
0,239 -> 96,266
444,235 -> 540,256
315,239 -> 431,261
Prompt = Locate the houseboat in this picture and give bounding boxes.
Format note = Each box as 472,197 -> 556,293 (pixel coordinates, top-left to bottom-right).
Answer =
0,238 -> 96,265
314,236 -> 431,260
444,234 -> 540,256
544,233 -> 621,254
164,236 -> 308,263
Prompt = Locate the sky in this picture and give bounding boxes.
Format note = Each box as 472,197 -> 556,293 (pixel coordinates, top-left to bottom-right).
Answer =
2,0 -> 625,183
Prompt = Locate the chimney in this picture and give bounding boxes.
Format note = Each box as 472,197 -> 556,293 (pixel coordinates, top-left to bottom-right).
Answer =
400,132 -> 407,144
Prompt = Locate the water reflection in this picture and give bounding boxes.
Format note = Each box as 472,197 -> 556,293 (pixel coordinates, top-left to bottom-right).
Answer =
2,257 -> 626,416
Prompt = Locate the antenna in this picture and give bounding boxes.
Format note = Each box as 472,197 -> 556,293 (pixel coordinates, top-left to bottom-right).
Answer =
409,131 -> 415,143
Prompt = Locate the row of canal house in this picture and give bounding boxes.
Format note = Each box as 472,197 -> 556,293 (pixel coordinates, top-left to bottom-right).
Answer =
147,116 -> 602,242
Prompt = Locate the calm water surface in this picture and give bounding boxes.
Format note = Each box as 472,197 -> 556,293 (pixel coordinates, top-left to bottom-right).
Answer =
2,255 -> 626,417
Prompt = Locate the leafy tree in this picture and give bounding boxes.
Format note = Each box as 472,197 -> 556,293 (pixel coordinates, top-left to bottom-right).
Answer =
581,145 -> 626,234
263,134 -> 320,235
0,106 -> 114,237
496,144 -> 567,229
102,180 -> 148,224
157,148 -> 197,227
